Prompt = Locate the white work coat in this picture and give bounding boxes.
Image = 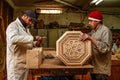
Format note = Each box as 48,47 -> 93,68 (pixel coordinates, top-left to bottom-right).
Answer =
6,18 -> 34,80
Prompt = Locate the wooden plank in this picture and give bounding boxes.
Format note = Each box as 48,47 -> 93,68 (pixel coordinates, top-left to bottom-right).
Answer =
0,17 -> 6,80
0,17 -> 5,44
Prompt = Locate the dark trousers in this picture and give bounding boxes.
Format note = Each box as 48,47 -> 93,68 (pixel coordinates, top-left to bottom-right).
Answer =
91,74 -> 108,80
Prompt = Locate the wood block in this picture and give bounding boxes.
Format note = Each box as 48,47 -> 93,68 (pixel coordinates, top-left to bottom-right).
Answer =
26,47 -> 43,69
56,31 -> 91,66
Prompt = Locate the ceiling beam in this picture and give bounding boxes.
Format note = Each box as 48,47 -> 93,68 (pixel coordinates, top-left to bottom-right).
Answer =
5,0 -> 17,9
54,0 -> 86,12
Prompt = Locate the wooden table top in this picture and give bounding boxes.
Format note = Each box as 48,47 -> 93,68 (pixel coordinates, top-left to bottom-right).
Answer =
28,58 -> 94,75
29,58 -> 94,69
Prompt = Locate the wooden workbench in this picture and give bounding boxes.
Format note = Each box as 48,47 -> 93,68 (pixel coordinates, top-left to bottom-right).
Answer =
28,58 -> 94,80
108,60 -> 120,80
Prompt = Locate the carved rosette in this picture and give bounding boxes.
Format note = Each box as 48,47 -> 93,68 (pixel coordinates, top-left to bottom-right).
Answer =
56,31 -> 91,66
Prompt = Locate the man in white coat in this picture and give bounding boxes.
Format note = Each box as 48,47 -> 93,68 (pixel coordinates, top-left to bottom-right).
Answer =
6,10 -> 42,80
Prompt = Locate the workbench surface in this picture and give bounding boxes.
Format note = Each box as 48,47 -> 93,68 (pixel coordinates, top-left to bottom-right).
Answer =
28,58 -> 94,75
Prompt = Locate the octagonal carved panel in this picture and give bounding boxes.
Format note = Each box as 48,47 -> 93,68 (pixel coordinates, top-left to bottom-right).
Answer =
56,31 -> 91,66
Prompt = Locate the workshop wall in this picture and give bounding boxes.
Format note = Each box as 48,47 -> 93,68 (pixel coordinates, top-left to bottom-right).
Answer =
0,0 -> 13,80
38,13 -> 120,29
13,8 -> 120,48
13,9 -> 120,29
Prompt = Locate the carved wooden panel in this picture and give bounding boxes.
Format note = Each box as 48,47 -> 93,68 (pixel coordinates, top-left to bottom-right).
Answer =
56,31 -> 91,66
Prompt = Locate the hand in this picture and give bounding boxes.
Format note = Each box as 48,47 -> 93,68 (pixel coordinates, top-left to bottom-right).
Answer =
80,33 -> 91,41
35,36 -> 47,47
36,41 -> 43,47
41,36 -> 47,40
35,36 -> 42,42
35,36 -> 47,41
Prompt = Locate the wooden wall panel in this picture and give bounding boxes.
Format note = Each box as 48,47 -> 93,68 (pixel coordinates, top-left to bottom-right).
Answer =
0,0 -> 13,80
0,0 -> 2,16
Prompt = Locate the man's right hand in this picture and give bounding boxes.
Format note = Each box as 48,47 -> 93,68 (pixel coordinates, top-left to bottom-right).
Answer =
35,36 -> 42,41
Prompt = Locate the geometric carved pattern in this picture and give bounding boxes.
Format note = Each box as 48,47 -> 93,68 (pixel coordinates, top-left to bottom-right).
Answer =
56,31 -> 91,66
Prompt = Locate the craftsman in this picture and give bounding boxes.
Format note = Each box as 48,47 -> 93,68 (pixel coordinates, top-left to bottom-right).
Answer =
80,11 -> 112,80
6,10 -> 42,80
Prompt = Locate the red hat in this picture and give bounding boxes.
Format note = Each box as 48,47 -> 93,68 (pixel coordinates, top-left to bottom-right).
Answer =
88,11 -> 103,21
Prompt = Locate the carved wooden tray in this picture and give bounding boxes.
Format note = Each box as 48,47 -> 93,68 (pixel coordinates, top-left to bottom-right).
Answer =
56,31 -> 91,66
